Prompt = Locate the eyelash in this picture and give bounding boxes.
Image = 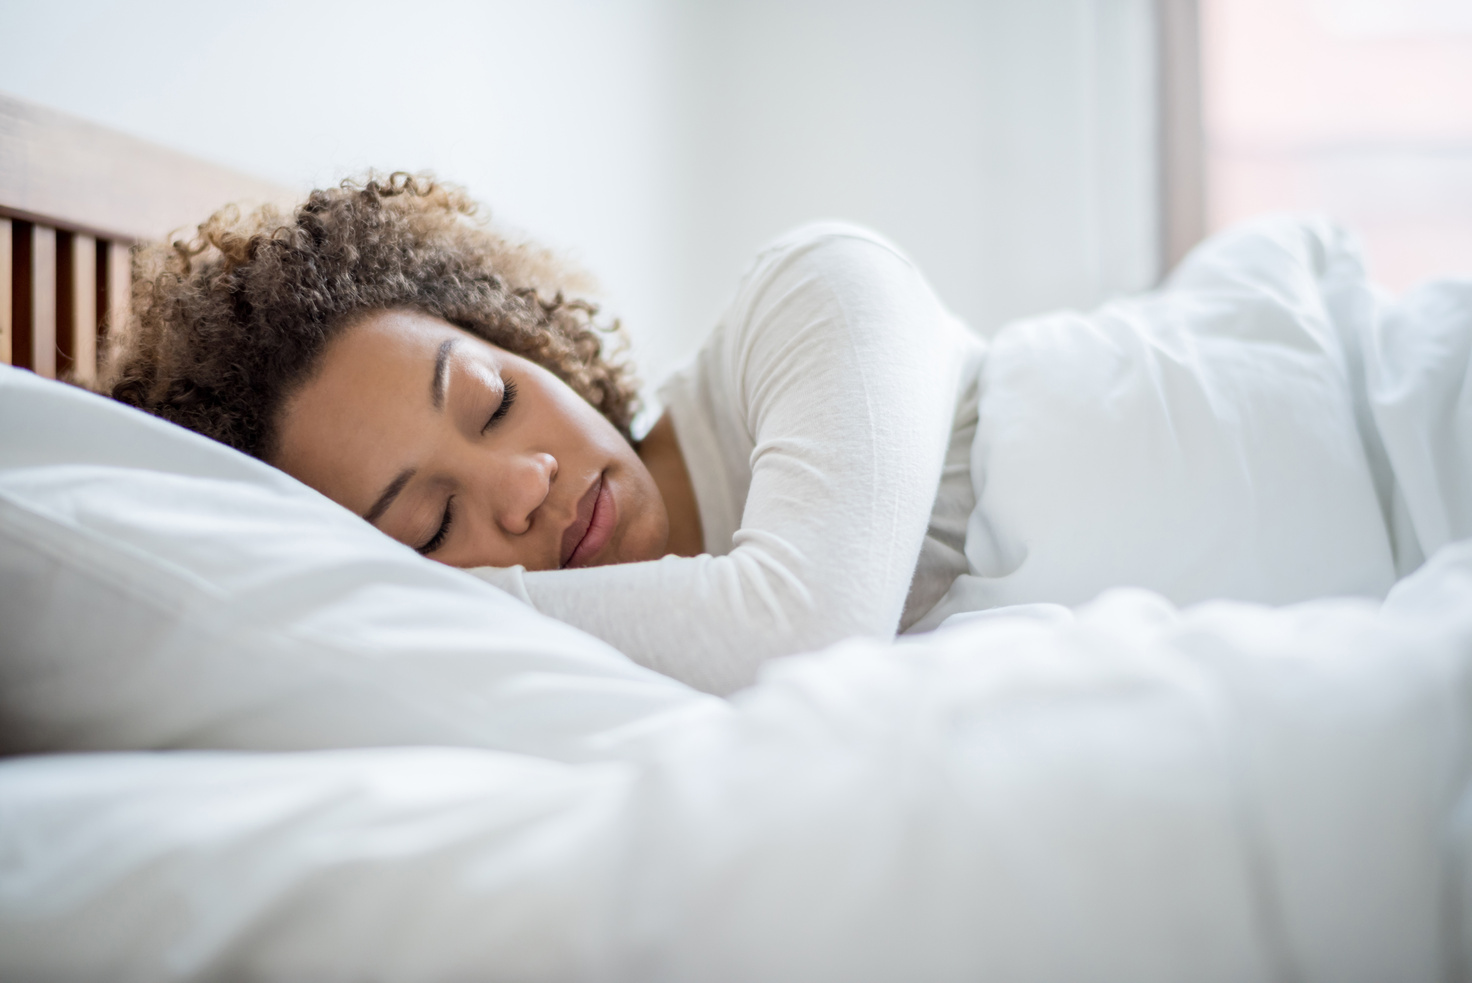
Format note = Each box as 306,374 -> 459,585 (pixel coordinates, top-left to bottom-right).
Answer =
419,496 -> 455,555
481,379 -> 517,434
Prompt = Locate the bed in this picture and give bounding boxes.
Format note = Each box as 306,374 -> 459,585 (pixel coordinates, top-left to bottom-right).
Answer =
4,93 -> 1472,983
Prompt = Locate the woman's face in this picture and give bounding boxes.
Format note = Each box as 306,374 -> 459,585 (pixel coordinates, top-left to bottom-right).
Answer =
272,308 -> 670,570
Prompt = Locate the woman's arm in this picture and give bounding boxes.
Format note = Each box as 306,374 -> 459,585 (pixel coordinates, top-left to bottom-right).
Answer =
476,226 -> 980,694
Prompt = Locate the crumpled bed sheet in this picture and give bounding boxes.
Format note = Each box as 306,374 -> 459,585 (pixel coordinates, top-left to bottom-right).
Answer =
2,543 -> 1471,982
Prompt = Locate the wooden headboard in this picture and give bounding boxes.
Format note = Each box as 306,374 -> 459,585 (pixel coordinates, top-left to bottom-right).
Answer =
0,92 -> 294,385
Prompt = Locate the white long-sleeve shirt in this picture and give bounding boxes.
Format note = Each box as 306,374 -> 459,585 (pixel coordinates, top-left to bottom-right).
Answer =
474,224 -> 985,694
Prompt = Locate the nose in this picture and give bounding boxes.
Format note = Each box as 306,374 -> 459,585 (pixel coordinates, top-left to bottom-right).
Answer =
493,451 -> 557,535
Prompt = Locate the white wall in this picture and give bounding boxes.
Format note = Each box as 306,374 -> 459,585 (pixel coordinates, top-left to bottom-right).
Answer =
668,0 -> 1160,352
0,0 -> 1159,395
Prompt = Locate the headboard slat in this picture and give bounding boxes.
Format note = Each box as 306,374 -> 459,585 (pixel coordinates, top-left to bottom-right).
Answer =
56,231 -> 98,384
29,225 -> 57,379
104,241 -> 130,360
75,233 -> 98,384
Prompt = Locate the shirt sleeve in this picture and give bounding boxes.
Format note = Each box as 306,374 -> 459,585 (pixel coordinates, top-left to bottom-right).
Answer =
471,225 -> 977,695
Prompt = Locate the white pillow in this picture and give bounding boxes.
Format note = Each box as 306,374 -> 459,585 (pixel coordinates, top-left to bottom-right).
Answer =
0,366 -> 714,759
916,216 -> 1400,625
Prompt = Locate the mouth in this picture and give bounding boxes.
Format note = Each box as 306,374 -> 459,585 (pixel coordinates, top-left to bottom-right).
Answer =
560,471 -> 616,568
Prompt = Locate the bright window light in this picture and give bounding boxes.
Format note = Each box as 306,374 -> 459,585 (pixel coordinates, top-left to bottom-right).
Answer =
1201,0 -> 1472,290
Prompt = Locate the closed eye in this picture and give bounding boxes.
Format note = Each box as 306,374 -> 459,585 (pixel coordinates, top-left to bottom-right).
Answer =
418,496 -> 455,555
481,378 -> 517,434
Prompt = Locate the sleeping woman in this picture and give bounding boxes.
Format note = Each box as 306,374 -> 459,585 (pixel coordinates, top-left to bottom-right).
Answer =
106,172 -> 1430,696
106,174 -> 984,694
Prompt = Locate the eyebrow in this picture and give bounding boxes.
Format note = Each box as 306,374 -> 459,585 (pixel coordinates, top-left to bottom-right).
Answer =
431,338 -> 455,410
363,467 -> 415,525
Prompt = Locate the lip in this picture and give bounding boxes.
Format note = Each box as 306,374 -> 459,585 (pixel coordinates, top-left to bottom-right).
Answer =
560,472 -> 616,568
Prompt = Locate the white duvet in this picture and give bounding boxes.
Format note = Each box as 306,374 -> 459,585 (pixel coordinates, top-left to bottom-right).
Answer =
2,217 -> 1471,982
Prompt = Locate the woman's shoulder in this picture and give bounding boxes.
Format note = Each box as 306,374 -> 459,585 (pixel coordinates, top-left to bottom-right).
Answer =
743,220 -> 918,285
755,219 -> 909,255
719,221 -> 931,348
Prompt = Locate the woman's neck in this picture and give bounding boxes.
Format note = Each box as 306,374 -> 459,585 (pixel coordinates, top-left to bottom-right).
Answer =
637,411 -> 704,557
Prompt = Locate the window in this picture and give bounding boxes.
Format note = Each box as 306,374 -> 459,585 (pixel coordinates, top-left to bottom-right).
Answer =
1201,0 -> 1472,289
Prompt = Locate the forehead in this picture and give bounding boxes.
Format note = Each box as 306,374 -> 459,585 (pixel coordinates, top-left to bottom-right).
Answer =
333,309 -> 460,366
308,309 -> 514,402
288,310 -> 460,426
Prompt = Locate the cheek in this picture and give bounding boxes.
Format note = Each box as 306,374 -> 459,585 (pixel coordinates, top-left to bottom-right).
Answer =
615,470 -> 671,562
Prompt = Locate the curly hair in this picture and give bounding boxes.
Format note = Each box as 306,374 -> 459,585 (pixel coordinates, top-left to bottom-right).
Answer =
103,172 -> 639,460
